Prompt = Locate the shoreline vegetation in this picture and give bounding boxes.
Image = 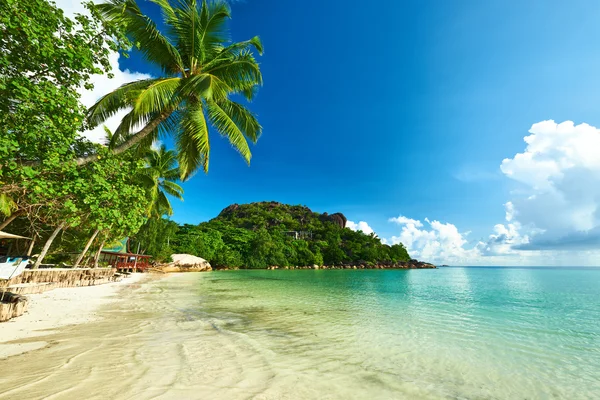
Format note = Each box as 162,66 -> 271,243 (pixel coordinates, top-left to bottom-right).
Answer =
136,201 -> 418,270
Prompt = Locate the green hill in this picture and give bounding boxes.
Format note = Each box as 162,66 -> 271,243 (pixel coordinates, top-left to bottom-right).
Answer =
133,202 -> 411,268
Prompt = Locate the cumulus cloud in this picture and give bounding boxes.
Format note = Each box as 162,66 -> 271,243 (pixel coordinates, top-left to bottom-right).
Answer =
501,120 -> 600,250
389,216 -> 423,227
383,120 -> 600,265
388,216 -> 482,264
346,221 -> 375,235
55,0 -> 153,144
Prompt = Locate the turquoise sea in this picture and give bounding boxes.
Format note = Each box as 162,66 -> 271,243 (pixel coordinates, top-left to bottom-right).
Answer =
1,267 -> 599,399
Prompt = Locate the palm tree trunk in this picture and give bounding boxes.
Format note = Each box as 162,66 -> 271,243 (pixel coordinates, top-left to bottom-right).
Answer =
93,239 -> 106,268
0,210 -> 24,230
33,222 -> 66,269
73,229 -> 99,268
75,112 -> 172,166
26,238 -> 36,256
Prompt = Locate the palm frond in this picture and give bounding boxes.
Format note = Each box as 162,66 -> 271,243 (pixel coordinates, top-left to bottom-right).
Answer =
97,0 -> 184,74
156,191 -> 173,216
149,0 -> 177,23
87,79 -> 155,127
162,166 -> 181,181
203,36 -> 264,70
215,99 -> 261,142
102,126 -> 114,147
177,101 -> 210,178
204,51 -> 262,100
206,100 -> 252,164
197,0 -> 231,62
160,180 -> 184,200
133,77 -> 182,115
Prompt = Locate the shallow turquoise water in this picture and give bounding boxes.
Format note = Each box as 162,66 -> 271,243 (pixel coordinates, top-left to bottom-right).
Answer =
192,267 -> 600,399
1,267 -> 599,399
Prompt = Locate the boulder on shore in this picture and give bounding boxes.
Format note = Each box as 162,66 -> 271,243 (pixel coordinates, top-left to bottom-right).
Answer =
160,254 -> 212,272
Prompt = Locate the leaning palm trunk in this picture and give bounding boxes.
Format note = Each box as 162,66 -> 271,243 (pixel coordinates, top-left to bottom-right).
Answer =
93,239 -> 106,268
76,113 -> 171,166
0,210 -> 24,230
73,229 -> 100,268
33,222 -> 66,269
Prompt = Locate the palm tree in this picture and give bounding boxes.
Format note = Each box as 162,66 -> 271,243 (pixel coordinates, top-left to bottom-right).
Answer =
141,145 -> 184,217
84,0 -> 263,179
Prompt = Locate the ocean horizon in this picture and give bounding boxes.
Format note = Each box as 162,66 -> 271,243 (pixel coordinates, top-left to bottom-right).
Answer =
1,267 -> 599,399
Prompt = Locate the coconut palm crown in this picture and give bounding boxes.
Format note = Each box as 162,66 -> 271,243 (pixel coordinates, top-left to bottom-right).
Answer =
87,0 -> 263,179
141,144 -> 184,217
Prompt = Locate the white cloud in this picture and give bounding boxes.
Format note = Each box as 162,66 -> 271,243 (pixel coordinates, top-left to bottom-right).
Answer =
504,201 -> 515,222
346,221 -> 375,235
389,216 -> 423,228
54,0 -> 153,144
54,0 -> 88,17
383,120 -> 600,266
501,120 -> 600,249
387,216 -> 482,265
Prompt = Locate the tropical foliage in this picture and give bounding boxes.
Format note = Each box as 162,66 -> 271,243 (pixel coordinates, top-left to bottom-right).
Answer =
140,145 -> 184,217
86,0 -> 264,178
132,202 -> 411,267
1,0 -> 127,219
0,0 -> 189,266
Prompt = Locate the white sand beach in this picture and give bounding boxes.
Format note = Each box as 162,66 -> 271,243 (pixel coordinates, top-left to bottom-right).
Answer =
0,273 -> 149,359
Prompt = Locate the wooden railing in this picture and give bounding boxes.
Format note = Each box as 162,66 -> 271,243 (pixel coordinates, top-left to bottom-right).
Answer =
114,261 -> 150,272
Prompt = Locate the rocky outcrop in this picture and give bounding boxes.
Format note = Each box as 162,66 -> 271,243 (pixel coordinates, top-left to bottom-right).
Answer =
267,260 -> 436,270
218,203 -> 241,216
160,254 -> 212,272
217,202 -> 349,230
319,212 -> 347,228
212,260 -> 436,271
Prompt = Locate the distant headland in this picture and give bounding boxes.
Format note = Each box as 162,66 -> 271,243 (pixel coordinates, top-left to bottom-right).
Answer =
143,201 -> 435,270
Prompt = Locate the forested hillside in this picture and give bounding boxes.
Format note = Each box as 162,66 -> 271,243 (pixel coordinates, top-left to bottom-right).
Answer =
132,202 -> 411,268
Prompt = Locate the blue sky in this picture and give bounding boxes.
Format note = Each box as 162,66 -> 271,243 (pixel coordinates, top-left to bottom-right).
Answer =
63,0 -> 600,265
